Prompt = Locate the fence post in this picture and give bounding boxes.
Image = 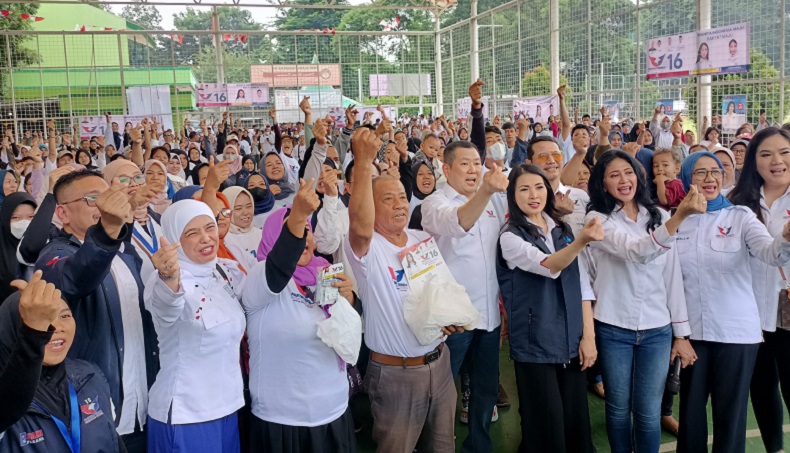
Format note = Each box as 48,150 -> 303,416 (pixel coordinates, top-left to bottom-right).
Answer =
434,14 -> 443,116
5,34 -> 19,140
549,0 -> 559,93
697,0 -> 712,130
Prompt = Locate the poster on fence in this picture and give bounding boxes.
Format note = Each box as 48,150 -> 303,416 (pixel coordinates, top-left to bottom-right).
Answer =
512,95 -> 559,125
251,83 -> 270,106
274,89 -> 343,123
456,96 -> 489,120
227,83 -> 252,106
78,116 -> 109,139
721,95 -> 747,134
196,83 -> 229,107
328,106 -> 392,126
646,22 -> 750,80
655,99 -> 687,122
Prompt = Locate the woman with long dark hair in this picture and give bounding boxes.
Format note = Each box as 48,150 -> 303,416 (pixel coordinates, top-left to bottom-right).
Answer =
729,128 -> 790,453
584,150 -> 704,452
497,164 -> 601,452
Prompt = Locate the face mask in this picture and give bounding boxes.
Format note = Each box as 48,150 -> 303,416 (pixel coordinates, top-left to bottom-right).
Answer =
10,219 -> 31,240
248,187 -> 269,203
661,122 -> 670,131
223,153 -> 239,161
488,142 -> 506,161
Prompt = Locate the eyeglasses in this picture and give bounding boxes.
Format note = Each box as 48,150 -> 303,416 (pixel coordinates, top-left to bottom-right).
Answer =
533,152 -> 564,164
692,168 -> 723,179
215,208 -> 231,220
118,175 -> 146,185
733,148 -> 746,155
61,194 -> 99,207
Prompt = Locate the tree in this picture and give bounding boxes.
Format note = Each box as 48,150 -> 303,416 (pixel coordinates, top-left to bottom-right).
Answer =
272,0 -> 349,63
0,3 -> 41,92
121,2 -> 163,30
172,7 -> 262,65
521,65 -> 569,98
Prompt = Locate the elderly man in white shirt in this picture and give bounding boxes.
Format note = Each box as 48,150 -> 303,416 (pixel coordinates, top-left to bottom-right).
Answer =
345,128 -> 460,453
421,140 -> 509,453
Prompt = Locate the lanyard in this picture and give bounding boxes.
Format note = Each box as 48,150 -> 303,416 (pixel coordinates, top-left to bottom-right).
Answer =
33,381 -> 81,453
132,221 -> 159,256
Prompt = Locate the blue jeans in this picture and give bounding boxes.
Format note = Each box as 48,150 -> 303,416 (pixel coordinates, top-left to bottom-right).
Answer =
595,321 -> 672,453
445,326 -> 501,453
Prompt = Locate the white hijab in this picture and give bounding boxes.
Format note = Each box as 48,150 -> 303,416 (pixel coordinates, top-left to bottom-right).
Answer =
161,199 -> 217,280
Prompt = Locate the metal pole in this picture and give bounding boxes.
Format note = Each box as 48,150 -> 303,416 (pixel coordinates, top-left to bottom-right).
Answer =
94,35 -> 101,116
517,1 -> 523,97
36,35 -> 47,128
449,29 -> 455,110
587,0 -> 592,115
434,14 -> 443,116
780,0 -> 786,123
698,0 -> 711,130
470,0 -> 479,82
599,62 -> 604,108
549,0 -> 559,92
358,68 -> 363,103
63,34 -> 74,127
417,32 -> 423,114
5,34 -> 19,141
214,7 -> 225,86
635,0 -> 641,119
117,34 -> 128,116
171,37 -> 180,129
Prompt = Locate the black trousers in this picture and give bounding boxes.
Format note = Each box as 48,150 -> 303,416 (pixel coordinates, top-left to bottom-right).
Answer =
250,407 -> 357,453
750,329 -> 790,453
661,363 -> 676,417
513,360 -> 595,453
677,341 -> 758,453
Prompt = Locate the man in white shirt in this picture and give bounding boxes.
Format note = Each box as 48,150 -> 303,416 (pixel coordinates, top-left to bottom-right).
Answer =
421,141 -> 509,453
345,128 -> 460,453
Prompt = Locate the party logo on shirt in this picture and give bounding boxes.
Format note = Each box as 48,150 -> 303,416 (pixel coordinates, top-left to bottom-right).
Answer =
785,209 -> 790,219
18,430 -> 44,446
485,210 -> 496,218
45,255 -> 65,267
388,266 -> 409,293
81,396 -> 105,424
716,226 -> 734,238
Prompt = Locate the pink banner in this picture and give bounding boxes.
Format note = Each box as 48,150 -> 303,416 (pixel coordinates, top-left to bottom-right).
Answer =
250,64 -> 341,88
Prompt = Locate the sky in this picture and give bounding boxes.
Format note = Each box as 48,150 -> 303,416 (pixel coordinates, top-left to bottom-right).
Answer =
109,0 -> 368,31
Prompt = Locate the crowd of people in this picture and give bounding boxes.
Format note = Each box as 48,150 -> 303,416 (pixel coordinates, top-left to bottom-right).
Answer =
1,78 -> 790,453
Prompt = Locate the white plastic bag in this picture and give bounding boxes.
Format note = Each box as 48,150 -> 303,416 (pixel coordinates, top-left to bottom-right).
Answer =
403,273 -> 481,345
316,295 -> 362,365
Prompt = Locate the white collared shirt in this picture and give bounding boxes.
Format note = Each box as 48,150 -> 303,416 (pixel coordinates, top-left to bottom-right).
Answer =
143,260 -> 246,425
677,206 -> 790,343
557,182 -> 590,238
751,186 -> 790,331
584,206 -> 691,336
500,212 -> 595,301
344,230 -> 442,357
421,183 -> 503,332
110,254 -> 148,435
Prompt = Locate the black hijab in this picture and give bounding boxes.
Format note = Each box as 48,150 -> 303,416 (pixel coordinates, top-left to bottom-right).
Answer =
0,293 -> 69,426
411,161 -> 436,201
0,192 -> 36,303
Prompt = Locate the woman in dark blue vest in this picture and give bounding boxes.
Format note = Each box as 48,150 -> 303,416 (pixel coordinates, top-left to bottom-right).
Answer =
0,270 -> 123,452
496,164 -> 602,453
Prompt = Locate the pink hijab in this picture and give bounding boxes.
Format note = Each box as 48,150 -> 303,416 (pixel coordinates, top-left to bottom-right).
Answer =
143,159 -> 171,216
257,206 -> 329,287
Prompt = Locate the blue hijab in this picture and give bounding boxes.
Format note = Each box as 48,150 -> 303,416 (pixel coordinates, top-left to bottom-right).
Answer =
172,185 -> 203,203
680,151 -> 733,212
238,171 -> 275,215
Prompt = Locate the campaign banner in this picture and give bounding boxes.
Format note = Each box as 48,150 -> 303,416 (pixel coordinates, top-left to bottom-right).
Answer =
250,64 -> 342,87
721,94 -> 747,134
512,95 -> 559,125
646,22 -> 750,80
274,88 -> 343,123
655,99 -> 687,123
227,83 -> 252,107
78,116 -> 110,139
196,83 -> 229,107
327,106 -> 393,126
251,83 -> 270,106
456,96 -> 490,120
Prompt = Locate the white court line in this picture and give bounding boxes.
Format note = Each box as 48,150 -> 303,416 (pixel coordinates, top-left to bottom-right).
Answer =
658,424 -> 790,452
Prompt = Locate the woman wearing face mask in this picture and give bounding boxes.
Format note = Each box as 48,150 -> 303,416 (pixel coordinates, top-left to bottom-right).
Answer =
145,200 -> 246,453
238,172 -> 276,229
223,186 -> 264,268
584,150 -> 705,453
0,192 -> 37,302
221,144 -> 243,187
0,271 -> 125,452
674,149 -> 790,452
263,152 -> 297,206
729,128 -> 790,453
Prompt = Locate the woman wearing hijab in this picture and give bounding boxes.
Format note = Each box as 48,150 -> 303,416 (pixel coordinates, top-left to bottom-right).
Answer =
727,128 -> 790,453
74,149 -> 97,170
674,150 -> 790,452
144,200 -> 246,453
143,160 -> 172,215
713,148 -> 737,195
1,169 -> 19,208
239,171 -> 275,229
0,192 -> 37,303
221,143 -> 243,187
223,186 -> 263,266
242,194 -> 357,452
263,152 -> 297,205
173,185 -> 203,203
0,271 -> 124,451
167,153 -> 187,192
103,159 -> 164,280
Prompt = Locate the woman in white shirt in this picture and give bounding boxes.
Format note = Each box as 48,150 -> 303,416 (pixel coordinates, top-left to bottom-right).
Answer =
144,200 -> 246,453
729,128 -> 790,453
242,196 -> 358,452
584,150 -> 703,453
674,150 -> 790,452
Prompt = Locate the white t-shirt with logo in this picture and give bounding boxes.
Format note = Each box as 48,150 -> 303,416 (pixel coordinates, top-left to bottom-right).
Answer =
344,230 -> 442,357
